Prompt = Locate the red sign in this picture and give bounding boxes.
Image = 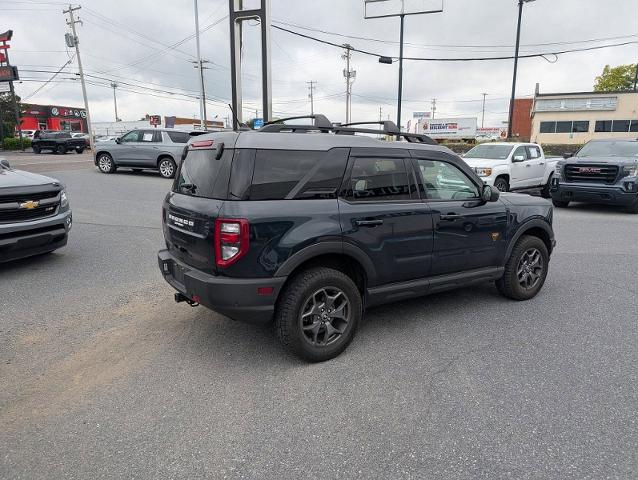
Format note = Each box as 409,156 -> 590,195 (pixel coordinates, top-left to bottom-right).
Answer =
0,65 -> 18,81
149,115 -> 161,126
0,30 -> 13,42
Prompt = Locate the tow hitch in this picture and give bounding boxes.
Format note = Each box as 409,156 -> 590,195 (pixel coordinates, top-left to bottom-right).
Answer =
174,292 -> 199,307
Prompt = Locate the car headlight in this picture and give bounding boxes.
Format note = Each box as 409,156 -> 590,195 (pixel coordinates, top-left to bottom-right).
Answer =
474,167 -> 492,177
623,164 -> 638,177
554,163 -> 563,180
60,189 -> 69,208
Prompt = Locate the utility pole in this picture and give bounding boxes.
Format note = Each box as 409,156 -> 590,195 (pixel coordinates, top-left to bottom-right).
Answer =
342,45 -> 355,124
379,106 -> 383,122
193,0 -> 208,130
481,93 -> 488,128
508,0 -> 535,139
307,80 -> 317,116
431,98 -> 437,119
64,5 -> 94,152
110,82 -> 119,122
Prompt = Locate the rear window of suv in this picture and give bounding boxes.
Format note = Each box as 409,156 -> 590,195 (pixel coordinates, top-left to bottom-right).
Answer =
173,149 -> 232,199
167,131 -> 190,143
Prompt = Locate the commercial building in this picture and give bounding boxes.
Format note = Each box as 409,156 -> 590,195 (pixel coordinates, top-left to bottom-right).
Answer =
19,103 -> 88,132
92,115 -> 225,136
529,90 -> 638,145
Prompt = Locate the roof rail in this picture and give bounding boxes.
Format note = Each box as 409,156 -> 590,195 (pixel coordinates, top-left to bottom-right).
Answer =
259,114 -> 437,145
262,114 -> 332,130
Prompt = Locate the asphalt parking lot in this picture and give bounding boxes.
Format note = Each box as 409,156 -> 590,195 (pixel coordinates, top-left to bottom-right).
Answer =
1,152 -> 637,479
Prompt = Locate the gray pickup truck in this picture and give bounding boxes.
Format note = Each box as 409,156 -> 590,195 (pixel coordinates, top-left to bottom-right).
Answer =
550,139 -> 638,213
0,158 -> 72,262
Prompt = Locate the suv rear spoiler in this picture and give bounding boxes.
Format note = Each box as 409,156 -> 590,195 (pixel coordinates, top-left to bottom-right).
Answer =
260,115 -> 437,145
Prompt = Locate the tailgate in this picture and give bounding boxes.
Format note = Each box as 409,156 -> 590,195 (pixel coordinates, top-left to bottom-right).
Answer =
163,193 -> 222,276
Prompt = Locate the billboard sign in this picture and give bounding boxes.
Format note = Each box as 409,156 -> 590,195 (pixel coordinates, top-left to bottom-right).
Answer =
418,117 -> 477,139
149,115 -> 161,126
413,111 -> 431,119
477,127 -> 507,139
0,65 -> 19,82
50,106 -> 86,118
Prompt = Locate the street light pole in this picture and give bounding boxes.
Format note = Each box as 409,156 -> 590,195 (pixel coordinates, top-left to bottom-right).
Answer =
481,92 -> 487,128
507,0 -> 534,139
111,82 -> 119,122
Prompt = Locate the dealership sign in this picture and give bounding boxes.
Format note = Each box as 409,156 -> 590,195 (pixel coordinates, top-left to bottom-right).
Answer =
50,106 -> 87,118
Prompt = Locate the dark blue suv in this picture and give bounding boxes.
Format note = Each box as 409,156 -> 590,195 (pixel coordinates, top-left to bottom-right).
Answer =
158,116 -> 555,361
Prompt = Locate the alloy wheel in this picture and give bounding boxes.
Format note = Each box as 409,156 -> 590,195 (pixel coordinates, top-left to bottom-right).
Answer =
159,160 -> 174,178
299,287 -> 351,347
517,248 -> 544,290
98,155 -> 112,172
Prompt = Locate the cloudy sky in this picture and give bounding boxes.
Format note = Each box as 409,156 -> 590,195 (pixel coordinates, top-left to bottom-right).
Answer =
5,0 -> 638,129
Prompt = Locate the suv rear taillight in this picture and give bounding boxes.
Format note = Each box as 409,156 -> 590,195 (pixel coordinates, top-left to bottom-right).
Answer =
214,218 -> 249,267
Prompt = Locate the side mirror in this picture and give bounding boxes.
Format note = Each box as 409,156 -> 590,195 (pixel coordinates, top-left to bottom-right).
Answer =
0,158 -> 10,169
482,184 -> 500,202
115,137 -> 121,144
563,152 -> 573,159
512,155 -> 525,162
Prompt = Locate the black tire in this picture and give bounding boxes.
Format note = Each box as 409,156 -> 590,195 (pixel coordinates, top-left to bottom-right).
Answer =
496,235 -> 549,301
97,153 -> 116,174
626,199 -> 638,214
494,176 -> 509,192
275,267 -> 362,362
76,147 -> 85,154
541,174 -> 553,198
552,199 -> 569,208
158,157 -> 176,179
32,146 -> 41,154
56,145 -> 66,155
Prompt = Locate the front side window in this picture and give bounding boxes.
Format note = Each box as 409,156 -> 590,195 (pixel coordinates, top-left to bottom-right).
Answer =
416,159 -> 479,201
348,157 -> 412,202
512,146 -> 528,161
120,131 -> 141,142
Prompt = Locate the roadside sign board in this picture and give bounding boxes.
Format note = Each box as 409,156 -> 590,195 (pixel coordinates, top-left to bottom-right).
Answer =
0,65 -> 19,82
149,115 -> 161,126
417,117 -> 477,140
413,111 -> 431,119
253,118 -> 264,129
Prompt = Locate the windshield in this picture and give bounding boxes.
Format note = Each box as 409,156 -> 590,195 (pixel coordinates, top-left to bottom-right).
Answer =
464,144 -> 514,160
577,141 -> 638,158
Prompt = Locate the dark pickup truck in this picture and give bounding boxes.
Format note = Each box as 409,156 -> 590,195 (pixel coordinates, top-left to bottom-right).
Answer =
32,131 -> 87,155
551,139 -> 638,213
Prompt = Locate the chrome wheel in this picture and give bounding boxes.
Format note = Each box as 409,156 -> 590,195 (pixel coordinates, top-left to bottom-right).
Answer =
159,159 -> 175,178
98,155 -> 112,172
517,248 -> 543,290
299,287 -> 350,347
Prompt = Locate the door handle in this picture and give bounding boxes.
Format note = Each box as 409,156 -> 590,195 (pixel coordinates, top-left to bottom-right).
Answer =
355,219 -> 383,227
440,213 -> 463,221
525,164 -> 532,168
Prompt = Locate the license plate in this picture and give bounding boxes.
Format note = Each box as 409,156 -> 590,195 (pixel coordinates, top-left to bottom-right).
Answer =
172,263 -> 186,285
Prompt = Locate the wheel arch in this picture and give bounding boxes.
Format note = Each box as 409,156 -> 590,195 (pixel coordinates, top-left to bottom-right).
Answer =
156,153 -> 175,166
275,242 -> 377,296
504,219 -> 554,264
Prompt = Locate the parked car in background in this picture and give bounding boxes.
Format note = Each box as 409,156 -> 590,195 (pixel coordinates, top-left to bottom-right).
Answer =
94,135 -> 117,143
31,131 -> 88,154
15,130 -> 36,140
158,115 -> 555,361
551,139 -> 638,213
0,157 -> 72,262
71,132 -> 91,147
462,142 -> 558,197
94,129 -> 192,178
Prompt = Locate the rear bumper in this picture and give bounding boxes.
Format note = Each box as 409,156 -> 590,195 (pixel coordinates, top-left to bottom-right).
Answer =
158,249 -> 287,323
551,181 -> 638,206
0,210 -> 72,263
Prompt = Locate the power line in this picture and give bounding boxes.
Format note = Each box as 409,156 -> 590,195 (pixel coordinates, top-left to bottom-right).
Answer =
22,55 -> 75,101
272,24 -> 638,62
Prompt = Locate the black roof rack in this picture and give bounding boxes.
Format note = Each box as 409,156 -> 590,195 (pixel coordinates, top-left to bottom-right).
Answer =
259,115 -> 437,145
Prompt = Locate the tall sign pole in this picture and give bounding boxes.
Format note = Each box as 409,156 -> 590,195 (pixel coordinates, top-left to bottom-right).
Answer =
63,5 -> 95,151
0,30 -> 24,151
229,0 -> 272,129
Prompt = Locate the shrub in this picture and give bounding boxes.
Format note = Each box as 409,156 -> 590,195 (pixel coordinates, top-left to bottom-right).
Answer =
1,137 -> 32,150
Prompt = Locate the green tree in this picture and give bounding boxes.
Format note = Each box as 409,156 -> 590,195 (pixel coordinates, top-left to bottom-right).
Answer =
593,64 -> 637,92
0,91 -> 23,140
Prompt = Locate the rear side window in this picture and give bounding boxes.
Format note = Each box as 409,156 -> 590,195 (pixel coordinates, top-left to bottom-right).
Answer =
248,149 -> 348,200
348,157 -> 412,202
167,131 -> 190,143
173,149 -> 231,199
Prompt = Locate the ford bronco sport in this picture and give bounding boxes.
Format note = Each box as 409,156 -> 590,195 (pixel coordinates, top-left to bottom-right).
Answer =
158,115 -> 555,361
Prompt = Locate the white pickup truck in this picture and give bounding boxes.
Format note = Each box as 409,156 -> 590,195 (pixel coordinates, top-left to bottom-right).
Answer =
461,142 -> 559,197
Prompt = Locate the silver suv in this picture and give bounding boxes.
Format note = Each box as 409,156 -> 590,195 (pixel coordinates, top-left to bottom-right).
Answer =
93,129 -> 191,178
